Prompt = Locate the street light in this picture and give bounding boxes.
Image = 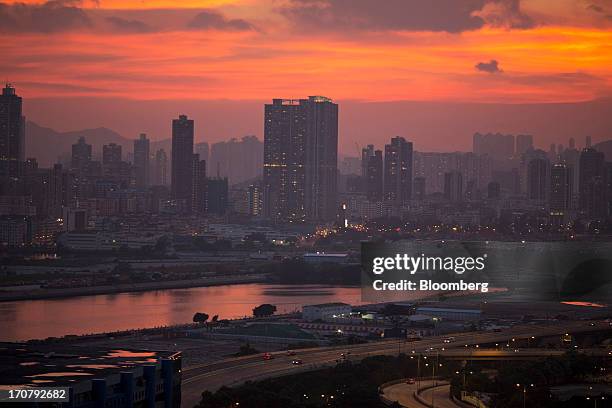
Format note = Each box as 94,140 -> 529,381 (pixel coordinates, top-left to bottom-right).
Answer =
516,383 -> 534,408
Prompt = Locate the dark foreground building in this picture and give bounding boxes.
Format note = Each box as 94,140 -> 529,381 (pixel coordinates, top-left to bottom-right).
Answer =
0,343 -> 181,408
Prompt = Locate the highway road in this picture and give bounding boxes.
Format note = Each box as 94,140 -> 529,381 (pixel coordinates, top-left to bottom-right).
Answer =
181,319 -> 609,407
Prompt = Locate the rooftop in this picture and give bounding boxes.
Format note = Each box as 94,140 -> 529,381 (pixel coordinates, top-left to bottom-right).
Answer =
0,343 -> 178,388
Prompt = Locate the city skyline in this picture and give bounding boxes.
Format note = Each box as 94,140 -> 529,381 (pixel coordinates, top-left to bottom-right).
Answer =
1,4 -> 611,408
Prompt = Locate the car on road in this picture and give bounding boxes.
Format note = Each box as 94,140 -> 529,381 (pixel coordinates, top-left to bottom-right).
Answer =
406,378 -> 416,385
443,337 -> 456,343
292,359 -> 303,365
286,350 -> 296,356
263,353 -> 274,360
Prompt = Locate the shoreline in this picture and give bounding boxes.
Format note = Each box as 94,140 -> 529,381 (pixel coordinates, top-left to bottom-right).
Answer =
0,274 -> 269,302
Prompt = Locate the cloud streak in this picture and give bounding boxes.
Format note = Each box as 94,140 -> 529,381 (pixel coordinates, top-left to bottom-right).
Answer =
279,0 -> 487,33
187,9 -> 255,31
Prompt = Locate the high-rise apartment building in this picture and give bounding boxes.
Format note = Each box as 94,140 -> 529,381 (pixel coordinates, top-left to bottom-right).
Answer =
579,148 -> 606,218
207,177 -> 228,215
473,132 -> 515,161
248,184 -> 262,216
171,115 -> 194,201
550,163 -> 572,215
263,96 -> 338,222
191,153 -> 207,214
383,136 -> 413,206
365,149 -> 383,201
361,144 -> 375,178
153,149 -> 168,186
195,142 -> 209,168
413,177 -> 426,200
102,143 -> 122,165
444,171 -> 463,202
71,137 -> 92,173
0,84 -> 25,180
209,136 -> 263,185
133,133 -> 150,188
527,157 -> 550,201
515,134 -> 534,156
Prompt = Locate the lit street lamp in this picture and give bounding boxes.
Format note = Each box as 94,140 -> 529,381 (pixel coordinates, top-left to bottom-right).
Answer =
516,383 -> 534,408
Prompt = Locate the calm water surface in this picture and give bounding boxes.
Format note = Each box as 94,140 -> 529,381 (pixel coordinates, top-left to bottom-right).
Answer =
0,284 -> 365,342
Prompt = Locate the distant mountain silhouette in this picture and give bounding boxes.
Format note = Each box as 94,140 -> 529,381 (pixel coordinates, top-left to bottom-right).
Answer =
25,121 -> 171,167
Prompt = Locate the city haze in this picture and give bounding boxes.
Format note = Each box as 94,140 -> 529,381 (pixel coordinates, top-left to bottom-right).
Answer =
23,96 -> 612,157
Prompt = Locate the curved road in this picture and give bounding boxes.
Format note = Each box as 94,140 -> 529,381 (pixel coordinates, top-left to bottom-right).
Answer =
420,383 -> 459,408
383,380 -> 460,408
181,320 -> 607,407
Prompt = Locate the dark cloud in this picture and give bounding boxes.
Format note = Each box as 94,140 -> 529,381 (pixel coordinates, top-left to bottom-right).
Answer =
105,16 -> 154,33
475,60 -> 502,73
280,0 -> 488,33
501,72 -> 605,88
472,0 -> 535,29
187,10 -> 254,31
587,4 -> 604,14
0,0 -> 91,33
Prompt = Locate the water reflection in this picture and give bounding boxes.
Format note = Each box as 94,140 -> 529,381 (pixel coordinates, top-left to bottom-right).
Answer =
0,284 -> 362,342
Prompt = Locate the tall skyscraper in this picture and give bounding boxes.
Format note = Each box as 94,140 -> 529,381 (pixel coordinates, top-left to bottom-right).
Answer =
304,96 -> 338,221
365,149 -> 383,201
0,84 -> 25,179
153,149 -> 168,186
383,136 -> 413,206
263,96 -> 338,222
527,157 -> 550,200
550,163 -> 572,215
171,114 -> 194,201
133,133 -> 150,188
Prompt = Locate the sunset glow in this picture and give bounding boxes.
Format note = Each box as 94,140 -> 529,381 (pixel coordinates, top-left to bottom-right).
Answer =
2,0 -> 611,103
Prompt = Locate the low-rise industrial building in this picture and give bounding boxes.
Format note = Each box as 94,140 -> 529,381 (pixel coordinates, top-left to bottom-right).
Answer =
302,302 -> 352,322
416,306 -> 482,320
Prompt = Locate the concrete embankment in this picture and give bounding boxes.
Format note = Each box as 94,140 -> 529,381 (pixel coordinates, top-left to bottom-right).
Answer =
0,274 -> 268,302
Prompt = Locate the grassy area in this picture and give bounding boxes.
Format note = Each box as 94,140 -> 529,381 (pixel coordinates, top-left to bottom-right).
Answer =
223,323 -> 316,340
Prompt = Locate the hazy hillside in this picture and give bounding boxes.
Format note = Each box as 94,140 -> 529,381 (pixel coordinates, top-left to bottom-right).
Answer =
26,121 -> 171,167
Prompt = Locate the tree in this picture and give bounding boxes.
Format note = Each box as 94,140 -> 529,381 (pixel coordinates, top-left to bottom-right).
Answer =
253,304 -> 277,317
193,312 -> 209,323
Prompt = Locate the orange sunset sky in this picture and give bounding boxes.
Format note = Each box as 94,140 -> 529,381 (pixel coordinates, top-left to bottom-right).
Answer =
2,0 -> 612,152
